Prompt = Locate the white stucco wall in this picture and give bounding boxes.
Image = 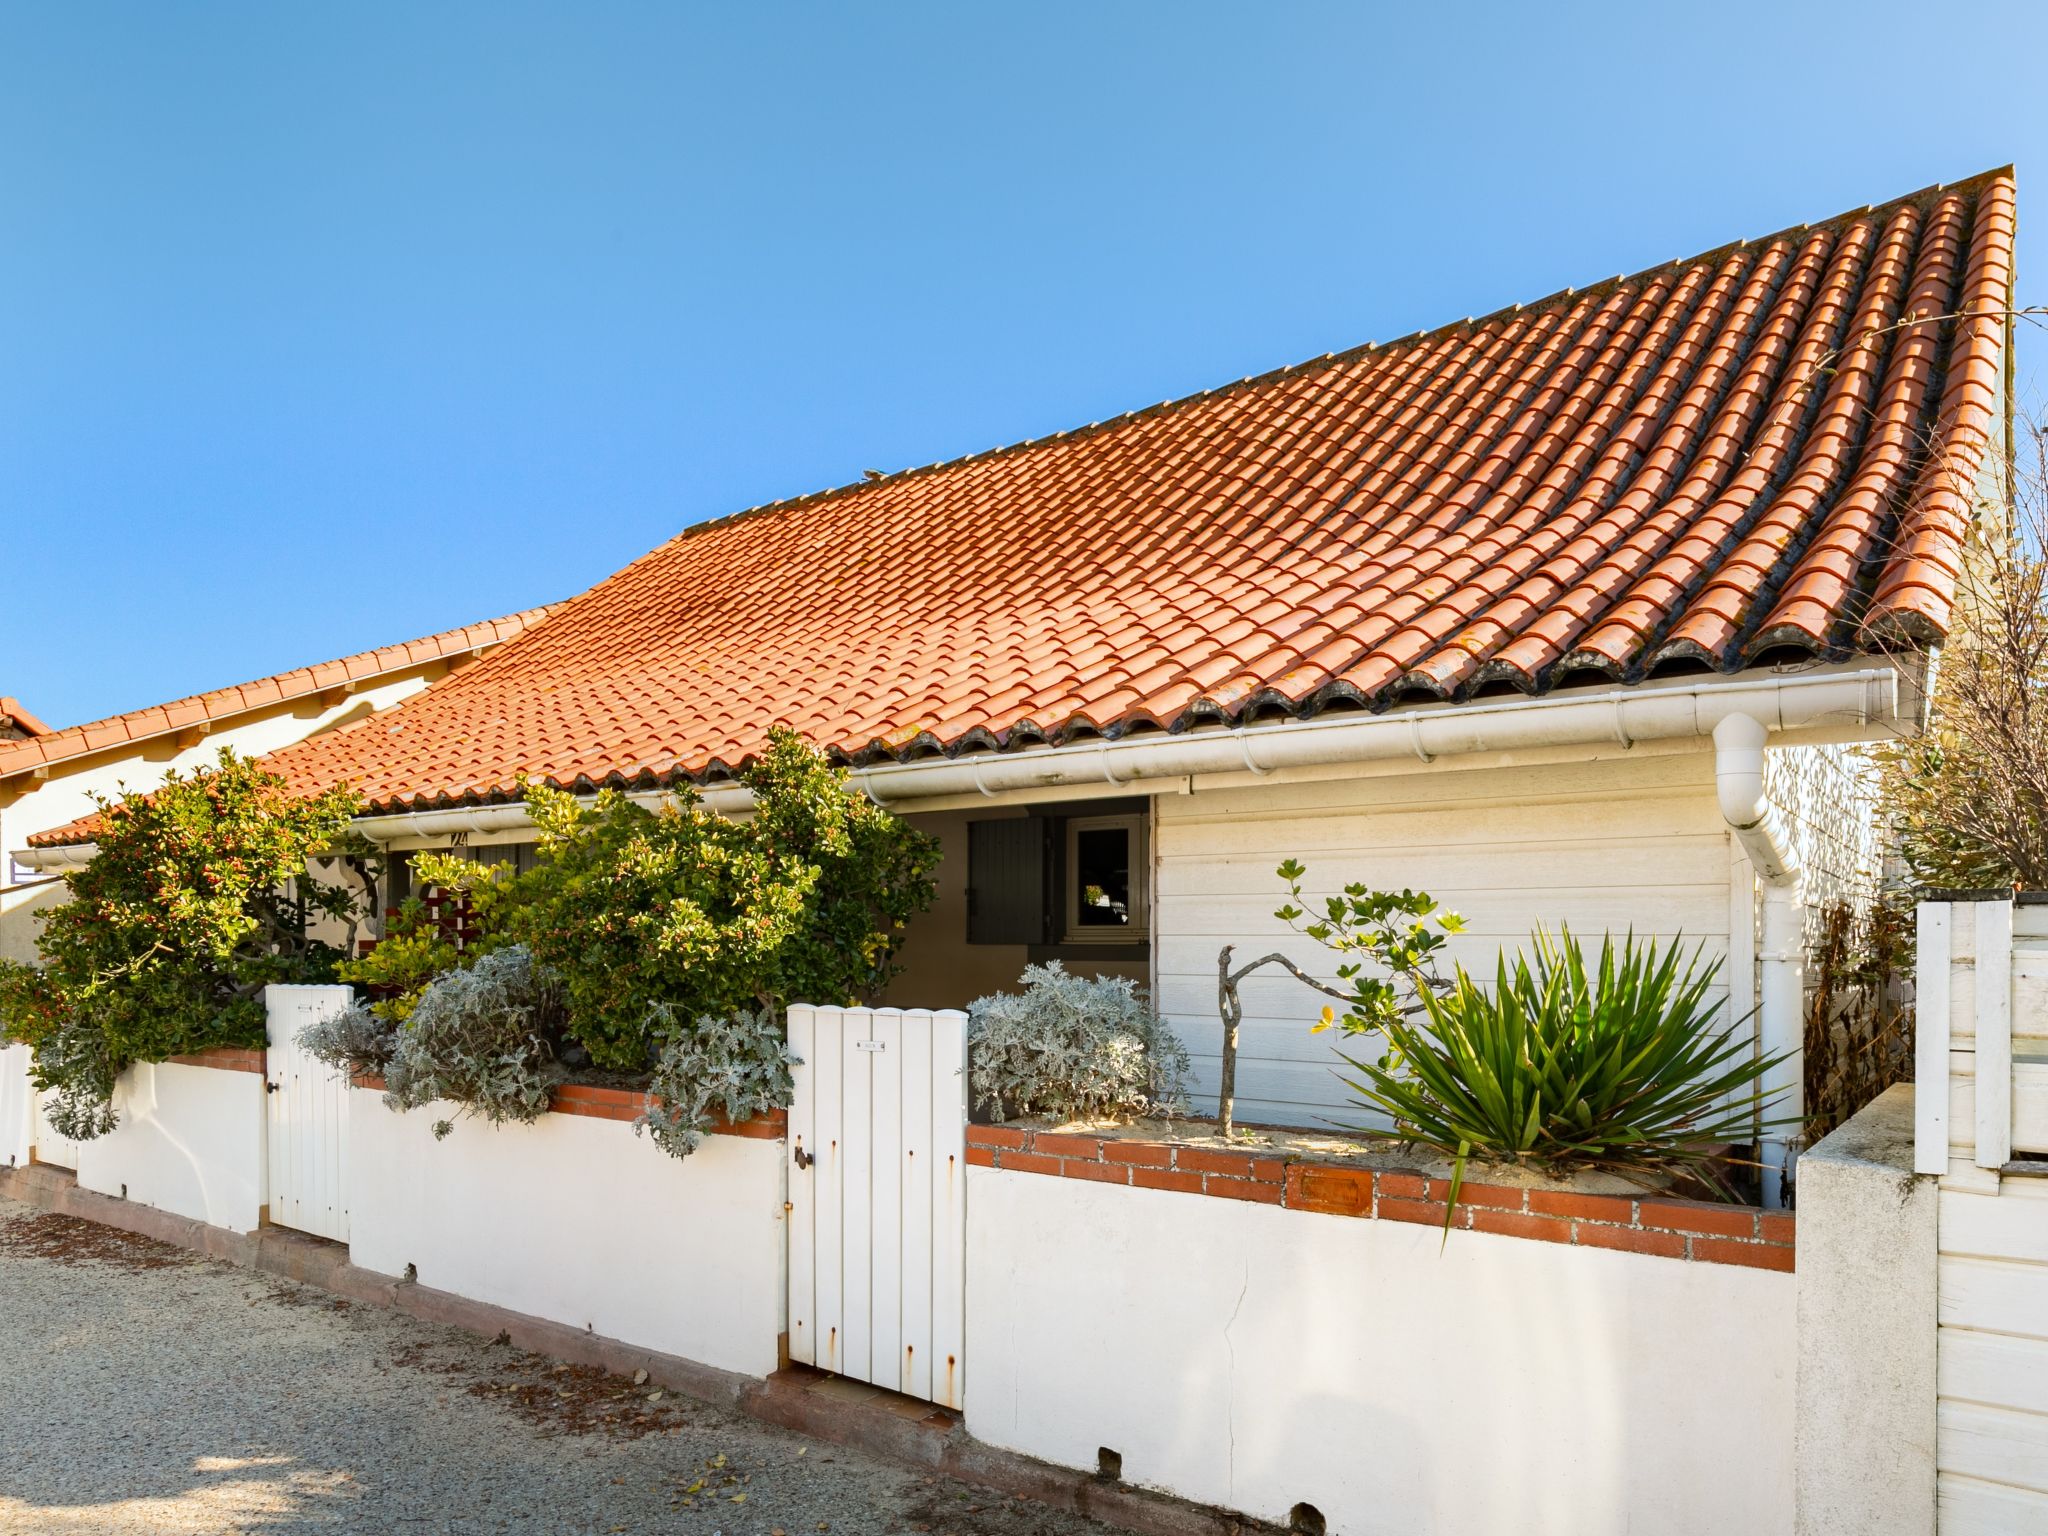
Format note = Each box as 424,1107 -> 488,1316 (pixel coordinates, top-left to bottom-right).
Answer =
0,668 -> 438,875
346,1090 -> 784,1379
1153,748 -> 1739,1127
0,1042 -> 32,1168
1794,1085 -> 1936,1536
1765,742 -> 1883,939
967,1167 -> 1795,1536
73,1061 -> 268,1232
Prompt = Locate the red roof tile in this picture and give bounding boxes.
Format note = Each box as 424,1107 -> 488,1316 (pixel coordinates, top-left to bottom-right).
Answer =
2,606 -> 559,784
244,171 -> 2028,816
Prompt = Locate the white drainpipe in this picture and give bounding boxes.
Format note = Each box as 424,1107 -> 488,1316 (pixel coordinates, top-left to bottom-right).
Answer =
1712,711 -> 1804,1209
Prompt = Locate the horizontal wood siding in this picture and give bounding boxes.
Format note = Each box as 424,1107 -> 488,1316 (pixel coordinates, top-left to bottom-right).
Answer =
1154,752 -> 1733,1129
1939,1175 -> 2048,1529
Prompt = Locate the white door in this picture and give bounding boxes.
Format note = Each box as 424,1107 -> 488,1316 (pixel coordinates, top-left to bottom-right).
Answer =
787,1005 -> 968,1409
265,984 -> 354,1242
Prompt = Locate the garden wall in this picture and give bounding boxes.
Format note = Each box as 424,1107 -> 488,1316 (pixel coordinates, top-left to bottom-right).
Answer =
345,1086 -> 786,1379
72,1050 -> 267,1231
0,1041 -> 32,1167
965,1149 -> 1796,1536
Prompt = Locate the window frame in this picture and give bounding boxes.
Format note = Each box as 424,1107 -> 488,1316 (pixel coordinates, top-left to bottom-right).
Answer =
1062,812 -> 1148,944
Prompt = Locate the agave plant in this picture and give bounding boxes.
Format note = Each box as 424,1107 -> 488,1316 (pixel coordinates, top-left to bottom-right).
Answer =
1336,927 -> 1793,1224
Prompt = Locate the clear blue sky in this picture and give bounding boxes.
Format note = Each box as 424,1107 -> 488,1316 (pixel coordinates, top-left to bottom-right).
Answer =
4,1 -> 2043,728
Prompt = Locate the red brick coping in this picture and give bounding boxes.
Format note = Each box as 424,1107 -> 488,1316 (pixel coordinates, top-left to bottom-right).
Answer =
349,1074 -> 785,1140
966,1124 -> 1795,1272
164,1046 -> 266,1074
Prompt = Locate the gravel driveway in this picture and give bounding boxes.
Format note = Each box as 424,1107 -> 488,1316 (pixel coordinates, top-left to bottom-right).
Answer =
0,1196 -> 1112,1536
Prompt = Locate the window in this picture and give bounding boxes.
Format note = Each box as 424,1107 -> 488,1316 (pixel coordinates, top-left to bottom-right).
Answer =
965,802 -> 1150,951
1064,814 -> 1146,943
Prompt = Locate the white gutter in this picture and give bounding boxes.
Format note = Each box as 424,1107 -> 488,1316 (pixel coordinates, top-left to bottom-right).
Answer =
20,666 -> 1901,864
839,666 -> 1898,806
15,840 -> 95,869
1713,712 -> 1805,1209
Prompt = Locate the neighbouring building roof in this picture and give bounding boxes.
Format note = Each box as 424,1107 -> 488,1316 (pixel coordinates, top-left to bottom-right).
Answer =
5,606 -> 559,788
115,171 -> 2039,823
0,698 -> 52,739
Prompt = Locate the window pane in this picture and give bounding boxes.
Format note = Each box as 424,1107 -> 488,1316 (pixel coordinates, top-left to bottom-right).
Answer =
1074,826 -> 1133,928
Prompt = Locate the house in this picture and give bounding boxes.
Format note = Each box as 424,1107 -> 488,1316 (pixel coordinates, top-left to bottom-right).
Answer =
19,168 -> 2018,1206
0,605 -> 556,962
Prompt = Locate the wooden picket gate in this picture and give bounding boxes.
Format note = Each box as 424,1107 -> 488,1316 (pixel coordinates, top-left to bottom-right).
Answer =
264,984 -> 355,1242
786,1005 -> 969,1410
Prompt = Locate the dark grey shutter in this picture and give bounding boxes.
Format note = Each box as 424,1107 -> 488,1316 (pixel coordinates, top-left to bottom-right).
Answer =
967,817 -> 1050,944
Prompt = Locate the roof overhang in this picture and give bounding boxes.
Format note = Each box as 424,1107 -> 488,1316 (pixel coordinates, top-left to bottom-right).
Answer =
18,661 -> 1916,868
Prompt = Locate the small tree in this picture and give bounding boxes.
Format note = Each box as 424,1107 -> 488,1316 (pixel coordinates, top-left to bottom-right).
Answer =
1213,861 -> 1460,1137
1879,417 -> 2048,888
0,749 -> 367,1138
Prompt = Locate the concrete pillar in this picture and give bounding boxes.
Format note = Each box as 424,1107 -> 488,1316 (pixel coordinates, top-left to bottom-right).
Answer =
1794,1084 -> 1937,1536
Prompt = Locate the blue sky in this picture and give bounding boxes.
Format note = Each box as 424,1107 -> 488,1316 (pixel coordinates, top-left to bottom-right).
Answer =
3,1 -> 2043,728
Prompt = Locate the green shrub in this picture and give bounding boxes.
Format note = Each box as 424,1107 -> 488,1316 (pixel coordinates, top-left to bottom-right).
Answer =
635,1003 -> 800,1160
0,749 -> 367,1138
968,962 -> 1190,1123
419,729 -> 938,1071
335,892 -> 487,1022
1337,927 -> 1789,1213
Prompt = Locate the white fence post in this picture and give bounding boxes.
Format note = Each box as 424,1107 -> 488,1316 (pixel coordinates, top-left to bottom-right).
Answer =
1915,901 -> 1953,1175
1974,900 -> 2014,1170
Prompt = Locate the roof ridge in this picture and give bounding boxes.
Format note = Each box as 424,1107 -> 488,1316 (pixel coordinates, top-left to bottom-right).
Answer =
632,166 -> 2015,550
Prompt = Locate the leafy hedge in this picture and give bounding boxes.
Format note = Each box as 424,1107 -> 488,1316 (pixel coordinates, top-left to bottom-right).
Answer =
384,729 -> 939,1072
0,751 -> 368,1139
308,729 -> 938,1158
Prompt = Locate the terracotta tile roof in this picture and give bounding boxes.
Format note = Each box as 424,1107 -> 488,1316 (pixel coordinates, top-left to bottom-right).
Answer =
248,171 -> 2020,816
0,698 -> 52,738
2,605 -> 559,785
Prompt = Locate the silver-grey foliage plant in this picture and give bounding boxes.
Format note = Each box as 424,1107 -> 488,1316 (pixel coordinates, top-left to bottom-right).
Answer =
968,961 -> 1190,1123
636,1003 -> 800,1160
381,945 -> 561,1140
298,998 -> 398,1081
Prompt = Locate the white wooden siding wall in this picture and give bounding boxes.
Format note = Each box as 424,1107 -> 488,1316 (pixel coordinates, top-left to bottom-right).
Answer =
1916,899 -> 2048,1532
787,1004 -> 968,1409
1153,752 -> 1733,1129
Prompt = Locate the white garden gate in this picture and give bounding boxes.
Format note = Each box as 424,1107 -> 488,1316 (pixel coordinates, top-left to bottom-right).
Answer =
264,984 -> 355,1242
786,1004 -> 969,1409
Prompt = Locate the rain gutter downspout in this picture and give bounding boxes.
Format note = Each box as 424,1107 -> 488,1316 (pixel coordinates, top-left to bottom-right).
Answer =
1712,712 -> 1804,1209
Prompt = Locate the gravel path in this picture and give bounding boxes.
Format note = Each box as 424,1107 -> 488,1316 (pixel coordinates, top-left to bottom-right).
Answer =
0,1196 -> 1113,1536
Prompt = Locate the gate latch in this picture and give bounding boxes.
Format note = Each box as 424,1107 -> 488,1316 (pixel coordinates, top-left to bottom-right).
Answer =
265,1081 -> 280,1095
793,1144 -> 813,1170
855,1039 -> 886,1053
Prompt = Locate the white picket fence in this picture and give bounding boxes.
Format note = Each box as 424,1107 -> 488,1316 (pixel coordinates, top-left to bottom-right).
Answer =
785,1004 -> 969,1409
1914,895 -> 2048,1533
